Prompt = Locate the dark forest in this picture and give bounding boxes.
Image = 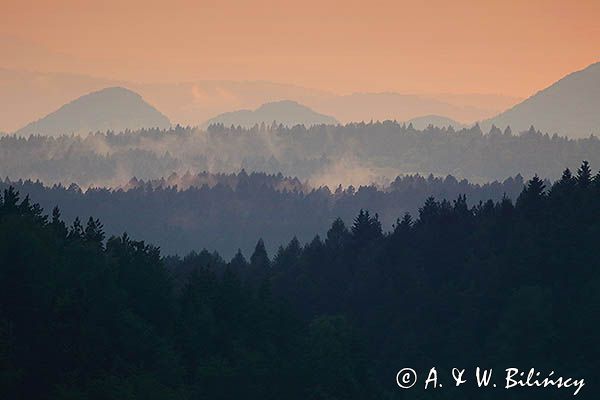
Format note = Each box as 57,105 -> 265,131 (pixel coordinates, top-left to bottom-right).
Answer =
1,162 -> 598,399
1,171 -> 526,257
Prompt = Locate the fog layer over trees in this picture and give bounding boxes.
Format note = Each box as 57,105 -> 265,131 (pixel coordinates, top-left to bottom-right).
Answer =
1,122 -> 598,187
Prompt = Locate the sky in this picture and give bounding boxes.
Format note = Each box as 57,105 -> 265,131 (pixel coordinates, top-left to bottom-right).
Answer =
1,0 -> 599,97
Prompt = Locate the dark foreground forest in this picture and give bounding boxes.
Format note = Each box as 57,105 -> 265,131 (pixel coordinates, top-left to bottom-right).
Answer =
1,162 -> 598,399
1,171 -> 526,257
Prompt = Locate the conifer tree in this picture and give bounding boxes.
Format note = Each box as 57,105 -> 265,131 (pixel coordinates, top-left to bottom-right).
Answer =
576,160 -> 592,188
251,239 -> 269,268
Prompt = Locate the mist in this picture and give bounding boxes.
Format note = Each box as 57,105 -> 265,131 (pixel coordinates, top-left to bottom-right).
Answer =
1,122 -> 598,190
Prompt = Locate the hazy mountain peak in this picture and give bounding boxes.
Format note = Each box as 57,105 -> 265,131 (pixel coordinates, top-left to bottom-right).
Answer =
256,99 -> 307,111
484,61 -> 600,138
203,99 -> 338,128
14,86 -> 171,137
89,86 -> 138,97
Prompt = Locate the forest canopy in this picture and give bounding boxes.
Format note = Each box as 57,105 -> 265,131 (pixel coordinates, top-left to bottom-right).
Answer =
1,122 -> 598,187
1,171 -> 526,257
1,161 -> 598,399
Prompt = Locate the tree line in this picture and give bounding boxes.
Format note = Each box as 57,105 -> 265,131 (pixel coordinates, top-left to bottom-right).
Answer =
1,161 -> 598,399
1,122 -> 599,186
1,171 -> 526,257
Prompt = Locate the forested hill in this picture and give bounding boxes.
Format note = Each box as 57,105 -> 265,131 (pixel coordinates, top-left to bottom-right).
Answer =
1,123 -> 599,187
1,161 -> 598,399
1,171 -> 526,257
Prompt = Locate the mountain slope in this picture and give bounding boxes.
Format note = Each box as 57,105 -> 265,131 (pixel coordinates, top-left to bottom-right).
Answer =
14,87 -> 171,136
483,62 -> 600,137
203,100 -> 338,128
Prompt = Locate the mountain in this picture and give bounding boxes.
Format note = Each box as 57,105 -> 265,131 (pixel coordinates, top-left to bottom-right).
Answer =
203,100 -> 338,128
0,69 -> 335,131
0,68 -> 119,133
483,62 -> 600,138
405,115 -> 466,130
1,68 -> 520,132
14,87 -> 171,136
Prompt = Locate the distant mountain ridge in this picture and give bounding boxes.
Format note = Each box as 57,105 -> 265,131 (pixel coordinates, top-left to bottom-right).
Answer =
0,68 -> 519,132
203,100 -> 338,128
10,61 -> 600,138
14,87 -> 170,137
311,93 -> 489,125
483,62 -> 600,138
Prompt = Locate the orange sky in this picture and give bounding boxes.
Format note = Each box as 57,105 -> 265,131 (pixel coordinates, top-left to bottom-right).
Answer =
1,0 -> 599,97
